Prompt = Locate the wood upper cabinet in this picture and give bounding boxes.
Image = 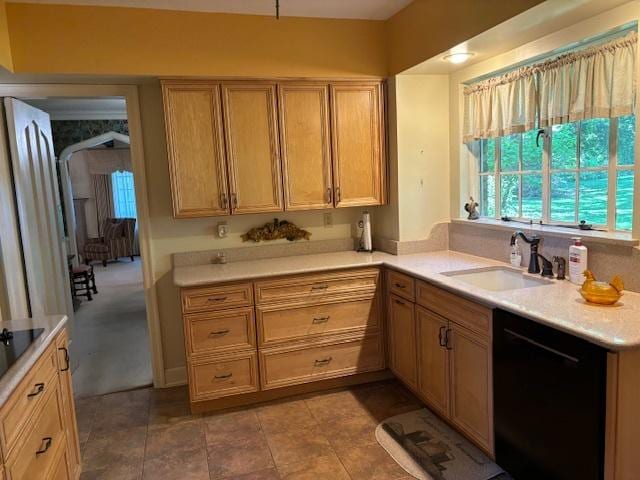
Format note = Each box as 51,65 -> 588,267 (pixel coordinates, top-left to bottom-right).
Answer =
417,306 -> 450,418
388,294 -> 417,389
162,83 -> 230,217
449,323 -> 493,454
222,83 -> 283,214
330,82 -> 386,207
278,83 -> 332,210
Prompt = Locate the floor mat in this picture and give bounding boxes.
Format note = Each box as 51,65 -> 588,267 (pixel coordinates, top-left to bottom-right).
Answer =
376,408 -> 508,480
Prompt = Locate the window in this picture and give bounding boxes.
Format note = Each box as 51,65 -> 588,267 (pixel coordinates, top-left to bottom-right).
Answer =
477,115 -> 635,231
111,170 -> 137,218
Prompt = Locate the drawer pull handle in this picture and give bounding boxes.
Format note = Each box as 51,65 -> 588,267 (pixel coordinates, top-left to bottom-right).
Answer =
312,316 -> 330,324
394,299 -> 405,306
314,357 -> 332,366
214,373 -> 233,380
207,296 -> 228,302
311,285 -> 329,291
27,383 -> 45,398
394,283 -> 406,289
58,346 -> 70,371
209,329 -> 230,337
36,437 -> 52,456
438,326 -> 446,347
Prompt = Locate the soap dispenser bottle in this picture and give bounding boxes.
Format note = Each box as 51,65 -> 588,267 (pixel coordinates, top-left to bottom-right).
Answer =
569,237 -> 588,285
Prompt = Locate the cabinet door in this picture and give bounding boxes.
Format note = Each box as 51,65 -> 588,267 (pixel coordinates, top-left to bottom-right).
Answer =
278,83 -> 332,210
330,82 -> 386,207
388,294 -> 417,389
55,329 -> 81,479
222,83 -> 283,214
162,83 -> 230,217
449,324 -> 494,455
416,307 -> 450,418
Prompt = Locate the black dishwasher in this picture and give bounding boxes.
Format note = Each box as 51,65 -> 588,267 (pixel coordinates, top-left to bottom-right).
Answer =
494,309 -> 607,480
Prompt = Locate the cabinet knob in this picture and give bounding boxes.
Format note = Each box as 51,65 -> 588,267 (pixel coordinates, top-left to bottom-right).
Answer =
335,187 -> 341,202
326,187 -> 332,204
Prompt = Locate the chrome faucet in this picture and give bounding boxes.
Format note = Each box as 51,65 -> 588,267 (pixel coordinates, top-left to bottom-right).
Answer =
510,231 -> 541,274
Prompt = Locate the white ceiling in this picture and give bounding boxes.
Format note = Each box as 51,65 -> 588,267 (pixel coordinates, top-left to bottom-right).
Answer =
10,0 -> 414,20
21,97 -> 127,120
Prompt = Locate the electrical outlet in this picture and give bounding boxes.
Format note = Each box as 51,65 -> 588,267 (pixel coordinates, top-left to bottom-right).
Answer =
217,222 -> 229,238
323,212 -> 333,228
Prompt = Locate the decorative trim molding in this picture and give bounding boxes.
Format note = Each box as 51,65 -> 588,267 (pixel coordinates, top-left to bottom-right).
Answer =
164,366 -> 188,387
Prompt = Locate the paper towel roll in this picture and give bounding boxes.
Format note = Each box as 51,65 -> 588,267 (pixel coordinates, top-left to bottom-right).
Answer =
362,211 -> 372,252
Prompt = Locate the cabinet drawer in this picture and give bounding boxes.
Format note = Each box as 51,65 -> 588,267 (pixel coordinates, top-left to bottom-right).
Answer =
259,334 -> 384,390
0,343 -> 58,455
189,352 -> 258,401
416,280 -> 492,336
255,268 -> 379,305
182,283 -> 253,313
387,270 -> 415,301
257,297 -> 380,346
50,444 -> 71,480
6,385 -> 66,480
186,307 -> 256,356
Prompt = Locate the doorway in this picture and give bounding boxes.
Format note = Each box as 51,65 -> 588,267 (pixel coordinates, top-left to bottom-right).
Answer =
12,96 -> 153,397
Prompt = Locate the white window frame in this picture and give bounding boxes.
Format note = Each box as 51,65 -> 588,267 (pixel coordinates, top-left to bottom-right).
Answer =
477,116 -> 635,231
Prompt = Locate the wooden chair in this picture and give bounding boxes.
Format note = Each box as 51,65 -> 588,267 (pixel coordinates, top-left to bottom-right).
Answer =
72,264 -> 97,301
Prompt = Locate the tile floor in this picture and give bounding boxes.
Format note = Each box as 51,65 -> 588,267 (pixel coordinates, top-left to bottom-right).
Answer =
76,380 -> 423,480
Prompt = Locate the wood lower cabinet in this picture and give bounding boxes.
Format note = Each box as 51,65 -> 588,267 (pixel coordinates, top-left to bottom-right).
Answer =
387,269 -> 494,456
0,327 -> 80,480
448,323 -> 493,453
222,83 -> 283,214
388,294 -> 417,389
181,268 -> 385,412
162,83 -> 229,217
416,307 -> 449,418
278,83 -> 333,210
331,82 -> 386,207
162,78 -> 387,219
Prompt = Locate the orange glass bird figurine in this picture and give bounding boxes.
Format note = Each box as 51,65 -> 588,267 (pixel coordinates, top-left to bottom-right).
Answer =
579,270 -> 624,305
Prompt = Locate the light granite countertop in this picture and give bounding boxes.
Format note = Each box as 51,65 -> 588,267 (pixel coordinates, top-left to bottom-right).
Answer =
173,250 -> 640,351
0,315 -> 67,408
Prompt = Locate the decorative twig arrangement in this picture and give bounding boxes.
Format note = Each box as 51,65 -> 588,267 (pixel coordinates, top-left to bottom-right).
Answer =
241,218 -> 311,243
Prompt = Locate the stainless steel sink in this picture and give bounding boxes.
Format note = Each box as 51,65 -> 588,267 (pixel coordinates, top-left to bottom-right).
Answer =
441,266 -> 553,292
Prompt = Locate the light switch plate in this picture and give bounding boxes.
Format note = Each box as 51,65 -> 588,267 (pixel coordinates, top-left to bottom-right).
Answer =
217,222 -> 229,238
323,213 -> 333,227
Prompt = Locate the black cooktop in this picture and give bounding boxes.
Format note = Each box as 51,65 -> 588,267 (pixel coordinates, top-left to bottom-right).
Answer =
0,328 -> 44,377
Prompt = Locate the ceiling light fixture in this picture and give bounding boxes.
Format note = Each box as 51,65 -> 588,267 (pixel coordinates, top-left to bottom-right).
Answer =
443,52 -> 475,64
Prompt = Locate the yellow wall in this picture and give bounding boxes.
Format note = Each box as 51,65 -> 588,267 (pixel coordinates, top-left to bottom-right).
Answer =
448,1 -> 640,219
0,0 -> 12,71
386,0 -> 544,74
396,75 -> 450,240
6,3 -> 386,77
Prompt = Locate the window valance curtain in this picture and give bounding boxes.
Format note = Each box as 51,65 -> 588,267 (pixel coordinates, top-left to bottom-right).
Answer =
463,31 -> 637,143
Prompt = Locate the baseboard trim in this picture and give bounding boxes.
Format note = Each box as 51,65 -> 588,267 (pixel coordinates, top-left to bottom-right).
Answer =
190,369 -> 394,414
163,366 -> 187,387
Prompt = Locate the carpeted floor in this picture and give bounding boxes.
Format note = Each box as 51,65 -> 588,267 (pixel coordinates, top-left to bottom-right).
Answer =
70,257 -> 152,398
